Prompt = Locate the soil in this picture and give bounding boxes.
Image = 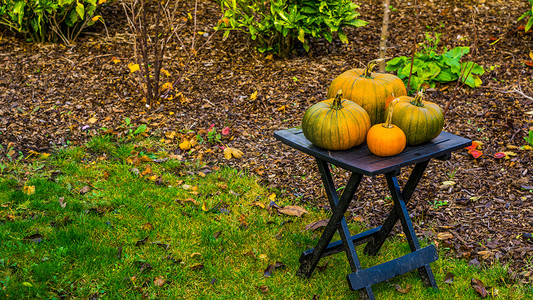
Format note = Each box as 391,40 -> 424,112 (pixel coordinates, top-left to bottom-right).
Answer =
0,0 -> 532,275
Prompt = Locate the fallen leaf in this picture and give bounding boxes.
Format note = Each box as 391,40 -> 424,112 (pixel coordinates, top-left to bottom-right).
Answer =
304,219 -> 329,231
128,63 -> 140,73
223,147 -> 243,159
394,283 -> 412,294
23,232 -> 42,243
142,223 -> 154,231
179,139 -> 191,151
525,61 -> 533,67
79,186 -> 91,195
190,252 -> 201,258
136,236 -> 149,246
494,152 -> 506,159
88,117 -> 98,124
191,263 -> 204,271
471,278 -> 488,298
278,205 -> 308,217
23,185 -> 35,195
250,91 -> 258,101
58,197 -> 66,208
153,276 -> 166,287
258,285 -> 269,293
441,180 -> 456,186
468,149 -> 483,159
141,165 -> 153,176
444,272 -> 454,284
437,232 -> 454,240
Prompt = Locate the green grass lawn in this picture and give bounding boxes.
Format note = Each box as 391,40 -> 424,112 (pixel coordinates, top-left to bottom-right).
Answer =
0,137 -> 531,299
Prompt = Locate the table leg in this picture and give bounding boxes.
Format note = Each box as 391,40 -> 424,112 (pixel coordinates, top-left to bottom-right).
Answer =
298,159 -> 375,299
364,161 -> 429,256
297,159 -> 363,278
384,172 -> 438,289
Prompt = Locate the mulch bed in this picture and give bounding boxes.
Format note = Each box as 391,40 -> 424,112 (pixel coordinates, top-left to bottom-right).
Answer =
0,0 -> 532,276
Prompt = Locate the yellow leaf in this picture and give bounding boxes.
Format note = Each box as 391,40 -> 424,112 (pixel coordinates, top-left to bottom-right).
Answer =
250,91 -> 258,101
91,15 -> 101,22
268,193 -> 276,201
98,0 -> 106,4
112,57 -> 121,64
161,69 -> 171,77
147,175 -> 158,181
165,131 -> 176,139
22,282 -> 33,287
88,117 -> 98,124
441,180 -> 456,186
23,185 -> 35,195
161,82 -> 173,91
277,105 -> 286,112
223,147 -> 243,159
128,63 -> 140,73
502,151 -> 518,157
179,140 -> 191,151
522,145 -> 532,151
530,52 -> 533,61
40,153 -> 51,159
201,203 -> 209,211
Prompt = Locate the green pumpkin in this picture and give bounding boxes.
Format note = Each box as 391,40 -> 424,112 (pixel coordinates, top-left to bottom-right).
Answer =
387,92 -> 444,145
302,90 -> 371,150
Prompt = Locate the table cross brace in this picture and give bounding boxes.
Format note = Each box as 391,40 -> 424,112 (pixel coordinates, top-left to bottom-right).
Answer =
297,159 -> 439,299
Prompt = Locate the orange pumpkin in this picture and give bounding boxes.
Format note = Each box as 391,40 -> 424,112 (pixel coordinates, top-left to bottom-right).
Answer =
327,59 -> 407,125
366,99 -> 406,157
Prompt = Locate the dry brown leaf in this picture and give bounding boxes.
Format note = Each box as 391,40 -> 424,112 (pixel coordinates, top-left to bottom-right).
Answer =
304,219 -> 329,231
153,276 -> 166,287
437,232 -> 454,240
278,205 -> 308,217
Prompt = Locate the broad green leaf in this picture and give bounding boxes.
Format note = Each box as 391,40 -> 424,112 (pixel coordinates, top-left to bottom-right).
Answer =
337,29 -> 348,44
297,28 -> 305,43
435,69 -> 456,82
461,61 -> 485,75
526,16 -> 533,32
76,2 -> 85,19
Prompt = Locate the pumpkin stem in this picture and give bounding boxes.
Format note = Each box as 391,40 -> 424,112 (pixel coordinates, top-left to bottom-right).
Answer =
383,98 -> 399,129
412,91 -> 425,107
332,90 -> 344,110
363,59 -> 383,78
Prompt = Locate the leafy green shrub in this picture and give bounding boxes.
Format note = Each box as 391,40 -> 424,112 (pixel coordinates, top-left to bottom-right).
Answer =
518,0 -> 533,32
386,32 -> 484,94
215,0 -> 367,56
0,0 -> 111,43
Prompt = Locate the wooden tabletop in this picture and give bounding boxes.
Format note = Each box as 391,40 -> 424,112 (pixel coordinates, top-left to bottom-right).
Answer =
274,128 -> 472,176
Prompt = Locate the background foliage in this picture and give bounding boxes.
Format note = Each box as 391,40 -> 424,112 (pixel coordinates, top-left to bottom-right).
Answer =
216,0 -> 367,56
0,0 -> 110,43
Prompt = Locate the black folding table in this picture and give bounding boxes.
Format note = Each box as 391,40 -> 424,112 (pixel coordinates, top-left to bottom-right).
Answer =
274,128 -> 471,300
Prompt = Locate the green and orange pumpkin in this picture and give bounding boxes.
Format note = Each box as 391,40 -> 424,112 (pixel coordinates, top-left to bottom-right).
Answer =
387,91 -> 444,145
302,90 -> 371,151
327,59 -> 407,125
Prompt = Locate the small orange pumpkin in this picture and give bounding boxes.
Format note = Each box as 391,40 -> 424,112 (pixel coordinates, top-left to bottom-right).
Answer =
366,99 -> 406,157
327,59 -> 407,125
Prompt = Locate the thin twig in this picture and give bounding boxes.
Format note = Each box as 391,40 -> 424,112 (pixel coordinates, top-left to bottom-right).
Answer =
406,3 -> 420,94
